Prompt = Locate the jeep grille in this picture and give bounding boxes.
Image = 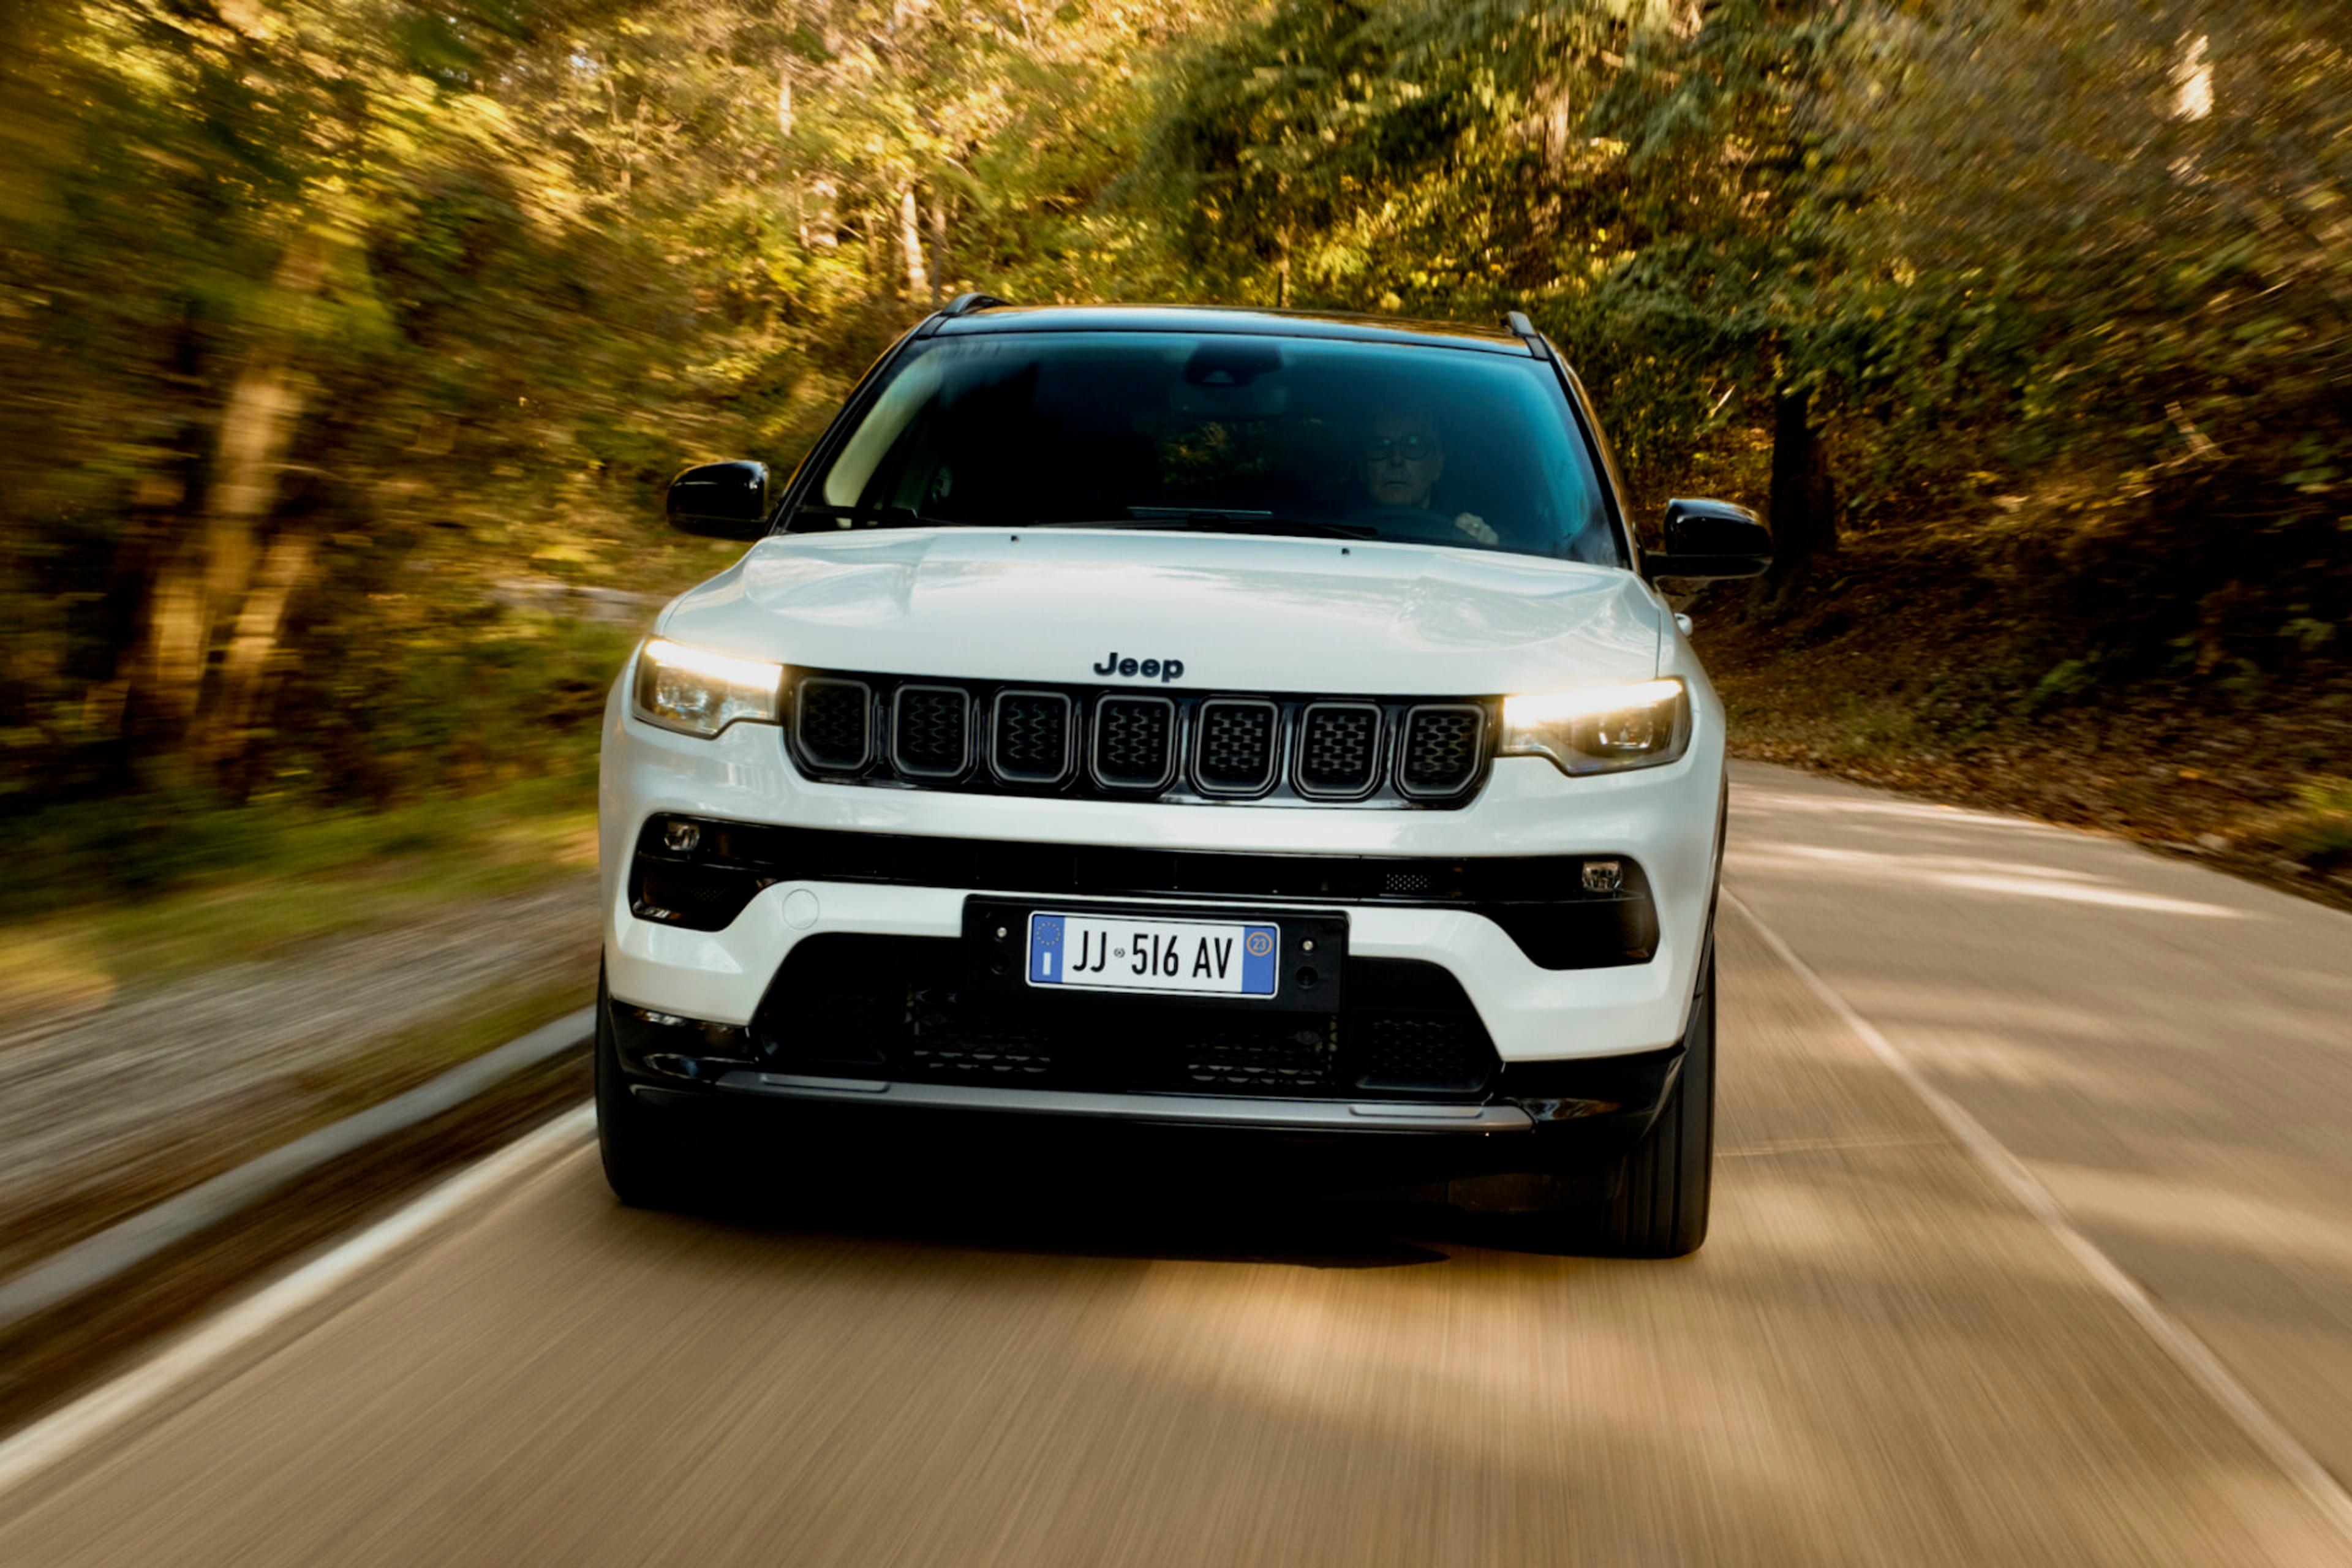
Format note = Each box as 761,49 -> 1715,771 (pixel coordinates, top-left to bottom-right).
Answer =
783,670 -> 1495,809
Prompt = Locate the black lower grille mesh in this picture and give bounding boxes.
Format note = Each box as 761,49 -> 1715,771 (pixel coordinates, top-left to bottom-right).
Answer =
1401,706 -> 1482,796
796,679 -> 872,771
1298,704 -> 1379,795
1095,696 -> 1174,786
1186,1016 -> 1337,1090
1355,1014 -> 1491,1090
894,685 -> 968,775
992,692 -> 1072,783
1196,699 -> 1277,793
753,937 -> 1498,1100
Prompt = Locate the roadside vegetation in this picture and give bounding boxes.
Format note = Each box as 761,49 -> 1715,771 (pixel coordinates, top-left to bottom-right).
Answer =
2,0 -> 2346,905
0,769 -> 597,1020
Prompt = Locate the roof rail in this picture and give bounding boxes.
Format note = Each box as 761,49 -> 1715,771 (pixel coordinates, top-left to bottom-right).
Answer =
942,292 -> 1009,318
1502,310 -> 1552,360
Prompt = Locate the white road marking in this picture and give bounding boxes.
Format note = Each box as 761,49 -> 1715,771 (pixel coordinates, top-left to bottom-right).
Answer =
0,1104 -> 597,1504
1725,891 -> 2352,1548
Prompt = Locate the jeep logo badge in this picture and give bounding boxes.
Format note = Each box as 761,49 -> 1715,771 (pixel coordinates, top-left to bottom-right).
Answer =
1092,650 -> 1185,684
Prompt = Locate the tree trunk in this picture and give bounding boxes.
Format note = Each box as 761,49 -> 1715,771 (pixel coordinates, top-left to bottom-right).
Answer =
141,539 -> 209,733
898,184 -> 930,299
206,522 -> 319,783
134,234 -> 322,761
1766,386 -> 1836,573
927,191 -> 949,305
804,175 -> 838,248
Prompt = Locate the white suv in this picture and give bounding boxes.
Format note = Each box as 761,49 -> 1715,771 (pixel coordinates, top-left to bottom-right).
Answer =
597,299 -> 1770,1256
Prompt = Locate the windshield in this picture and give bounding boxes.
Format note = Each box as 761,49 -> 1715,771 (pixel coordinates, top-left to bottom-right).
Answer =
790,331 -> 1624,565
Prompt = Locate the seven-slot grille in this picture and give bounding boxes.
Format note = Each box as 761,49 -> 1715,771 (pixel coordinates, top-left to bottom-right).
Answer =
785,671 -> 1493,808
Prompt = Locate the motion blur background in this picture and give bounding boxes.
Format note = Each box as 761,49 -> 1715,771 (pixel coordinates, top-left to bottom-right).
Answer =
3,7 -> 2352,1553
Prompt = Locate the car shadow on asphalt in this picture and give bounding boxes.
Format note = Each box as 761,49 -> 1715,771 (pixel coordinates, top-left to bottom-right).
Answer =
676,1173 -> 1468,1271
628,1112 -> 1517,1270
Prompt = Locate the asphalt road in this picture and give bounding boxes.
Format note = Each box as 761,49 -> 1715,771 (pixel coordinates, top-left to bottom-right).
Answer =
3,763 -> 2350,1565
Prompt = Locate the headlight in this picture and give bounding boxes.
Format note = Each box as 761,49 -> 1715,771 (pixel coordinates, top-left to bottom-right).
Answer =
630,638 -> 785,737
1499,677 -> 1691,776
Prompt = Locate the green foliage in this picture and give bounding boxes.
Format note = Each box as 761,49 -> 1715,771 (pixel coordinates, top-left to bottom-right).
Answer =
2282,778 -> 2352,864
0,0 -> 1167,812
1,0 -> 2345,837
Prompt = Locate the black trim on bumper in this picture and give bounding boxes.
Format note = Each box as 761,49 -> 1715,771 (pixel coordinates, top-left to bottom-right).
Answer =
606,986 -> 1681,1160
628,815 -> 1659,970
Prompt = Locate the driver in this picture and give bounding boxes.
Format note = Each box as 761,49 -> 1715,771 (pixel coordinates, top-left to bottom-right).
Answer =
1359,409 -> 1498,545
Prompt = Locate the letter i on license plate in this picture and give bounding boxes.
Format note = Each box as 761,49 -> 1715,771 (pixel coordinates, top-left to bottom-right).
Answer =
1027,913 -> 1280,998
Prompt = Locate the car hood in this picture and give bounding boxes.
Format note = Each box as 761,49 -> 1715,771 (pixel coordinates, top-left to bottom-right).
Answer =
655,528 -> 1664,695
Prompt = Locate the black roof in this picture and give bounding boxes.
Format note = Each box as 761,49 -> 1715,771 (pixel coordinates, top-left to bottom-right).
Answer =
935,303 -> 1534,356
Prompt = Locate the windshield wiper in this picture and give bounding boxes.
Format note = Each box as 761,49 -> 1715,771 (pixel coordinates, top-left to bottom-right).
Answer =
1026,510 -> 1382,541
790,503 -> 958,530
796,503 -> 1382,542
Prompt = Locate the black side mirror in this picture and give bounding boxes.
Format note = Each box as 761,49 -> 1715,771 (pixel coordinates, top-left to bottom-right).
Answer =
1645,498 -> 1772,581
666,461 -> 771,540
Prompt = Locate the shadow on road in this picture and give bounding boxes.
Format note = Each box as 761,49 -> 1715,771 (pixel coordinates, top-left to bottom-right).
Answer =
657,1163 -> 1468,1273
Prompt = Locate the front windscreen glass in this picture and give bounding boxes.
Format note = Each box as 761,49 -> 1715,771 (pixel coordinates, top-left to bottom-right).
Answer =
792,331 -> 1624,565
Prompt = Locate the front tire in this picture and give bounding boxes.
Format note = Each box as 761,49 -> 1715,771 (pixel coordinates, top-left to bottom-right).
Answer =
1597,951 -> 1715,1257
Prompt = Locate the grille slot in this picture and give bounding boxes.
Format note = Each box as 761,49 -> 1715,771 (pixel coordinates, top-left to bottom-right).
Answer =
1400,704 -> 1484,797
1295,703 -> 1382,797
795,678 -> 873,772
892,684 -> 970,778
990,690 -> 1074,785
1093,695 -> 1176,789
1193,698 -> 1279,795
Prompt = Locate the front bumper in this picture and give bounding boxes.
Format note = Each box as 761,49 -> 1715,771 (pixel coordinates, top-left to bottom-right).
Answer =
598,687 -> 1724,1069
612,986 -> 1689,1190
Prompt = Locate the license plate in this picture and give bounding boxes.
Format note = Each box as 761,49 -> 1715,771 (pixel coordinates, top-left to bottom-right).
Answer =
1026,911 -> 1280,998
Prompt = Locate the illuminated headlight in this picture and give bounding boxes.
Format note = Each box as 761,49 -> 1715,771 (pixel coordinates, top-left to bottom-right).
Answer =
630,638 -> 784,738
1499,677 -> 1691,777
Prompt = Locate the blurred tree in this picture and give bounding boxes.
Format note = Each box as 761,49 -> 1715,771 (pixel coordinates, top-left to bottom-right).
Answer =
0,0 -> 1180,802
1134,0 -> 1857,543
0,0 -> 2343,816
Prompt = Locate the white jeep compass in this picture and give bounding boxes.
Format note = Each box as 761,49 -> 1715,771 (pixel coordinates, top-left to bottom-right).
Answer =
597,298 -> 1770,1256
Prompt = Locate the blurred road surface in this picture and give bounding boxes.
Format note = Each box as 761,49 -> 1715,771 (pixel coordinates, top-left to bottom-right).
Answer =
2,763 -> 2349,1565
